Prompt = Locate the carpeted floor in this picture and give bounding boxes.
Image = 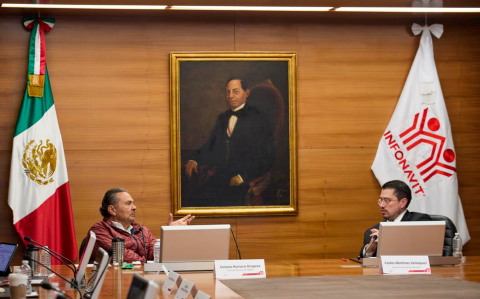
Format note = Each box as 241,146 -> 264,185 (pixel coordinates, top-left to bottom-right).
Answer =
221,275 -> 480,299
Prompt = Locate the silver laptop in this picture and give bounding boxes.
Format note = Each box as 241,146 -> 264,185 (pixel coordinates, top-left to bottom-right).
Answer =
75,230 -> 97,286
377,221 -> 445,257
84,247 -> 110,299
160,224 -> 230,262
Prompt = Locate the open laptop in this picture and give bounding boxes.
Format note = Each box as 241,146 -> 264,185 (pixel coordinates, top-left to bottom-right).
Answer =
83,247 -> 110,299
145,224 -> 230,271
351,221 -> 446,264
160,224 -> 230,263
0,243 -> 18,281
75,231 -> 97,286
377,221 -> 445,256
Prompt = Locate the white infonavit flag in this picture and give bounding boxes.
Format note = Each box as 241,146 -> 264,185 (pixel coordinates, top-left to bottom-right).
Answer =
372,23 -> 470,243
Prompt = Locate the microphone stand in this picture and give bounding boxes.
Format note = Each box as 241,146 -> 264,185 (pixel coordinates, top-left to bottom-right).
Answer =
364,235 -> 378,256
23,255 -> 83,299
230,227 -> 242,260
140,227 -> 148,263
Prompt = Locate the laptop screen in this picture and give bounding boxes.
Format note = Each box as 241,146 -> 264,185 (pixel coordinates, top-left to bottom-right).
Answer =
0,243 -> 18,273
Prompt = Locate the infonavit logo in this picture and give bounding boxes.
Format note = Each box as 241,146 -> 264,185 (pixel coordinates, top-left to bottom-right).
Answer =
382,107 -> 456,195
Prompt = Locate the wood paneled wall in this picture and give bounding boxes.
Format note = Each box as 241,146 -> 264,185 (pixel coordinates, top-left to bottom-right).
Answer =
1,10 -> 479,264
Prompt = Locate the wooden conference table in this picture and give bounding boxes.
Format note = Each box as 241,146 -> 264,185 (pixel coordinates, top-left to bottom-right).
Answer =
37,257 -> 480,299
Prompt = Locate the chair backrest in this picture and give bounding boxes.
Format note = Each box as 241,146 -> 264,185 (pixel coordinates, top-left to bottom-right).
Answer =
79,236 -> 88,259
248,80 -> 285,138
429,214 -> 457,256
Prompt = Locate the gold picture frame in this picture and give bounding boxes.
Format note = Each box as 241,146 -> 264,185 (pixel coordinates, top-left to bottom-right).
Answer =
170,52 -> 297,216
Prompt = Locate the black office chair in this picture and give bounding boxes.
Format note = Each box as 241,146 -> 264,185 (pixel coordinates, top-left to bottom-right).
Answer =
79,236 -> 88,259
429,214 -> 457,256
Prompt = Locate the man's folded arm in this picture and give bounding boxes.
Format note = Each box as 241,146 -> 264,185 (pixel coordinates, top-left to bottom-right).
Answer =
124,247 -> 145,263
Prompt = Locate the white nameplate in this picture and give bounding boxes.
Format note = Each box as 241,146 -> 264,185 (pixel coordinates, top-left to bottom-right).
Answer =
162,271 -> 180,294
381,256 -> 431,274
214,259 -> 266,279
174,278 -> 194,299
194,290 -> 211,299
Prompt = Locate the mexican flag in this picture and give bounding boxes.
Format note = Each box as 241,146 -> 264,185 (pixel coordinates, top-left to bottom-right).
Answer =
371,24 -> 470,243
8,17 -> 77,263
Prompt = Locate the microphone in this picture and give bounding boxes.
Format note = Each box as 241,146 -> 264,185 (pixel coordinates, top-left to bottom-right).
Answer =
41,282 -> 74,299
27,244 -> 77,277
24,236 -> 78,277
83,249 -> 113,299
230,227 -> 242,260
365,235 -> 378,256
23,255 -> 83,299
140,227 -> 148,263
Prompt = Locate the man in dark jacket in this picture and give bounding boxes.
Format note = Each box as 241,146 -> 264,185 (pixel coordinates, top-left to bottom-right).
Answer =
89,188 -> 194,262
185,78 -> 276,207
360,180 -> 432,258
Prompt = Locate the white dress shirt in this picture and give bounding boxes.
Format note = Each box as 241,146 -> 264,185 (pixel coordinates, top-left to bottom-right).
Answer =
227,103 -> 245,137
111,220 -> 133,233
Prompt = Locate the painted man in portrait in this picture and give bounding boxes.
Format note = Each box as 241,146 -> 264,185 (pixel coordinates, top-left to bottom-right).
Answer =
184,78 -> 276,206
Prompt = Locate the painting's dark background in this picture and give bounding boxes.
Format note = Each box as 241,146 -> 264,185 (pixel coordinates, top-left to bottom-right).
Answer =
179,60 -> 291,206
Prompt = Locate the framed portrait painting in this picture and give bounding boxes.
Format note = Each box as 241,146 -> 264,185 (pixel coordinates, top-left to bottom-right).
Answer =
170,52 -> 297,216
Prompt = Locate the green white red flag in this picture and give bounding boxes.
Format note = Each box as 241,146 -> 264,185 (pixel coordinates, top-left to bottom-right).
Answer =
8,17 -> 77,263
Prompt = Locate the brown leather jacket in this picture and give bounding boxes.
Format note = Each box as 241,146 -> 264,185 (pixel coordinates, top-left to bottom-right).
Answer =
89,217 -> 156,262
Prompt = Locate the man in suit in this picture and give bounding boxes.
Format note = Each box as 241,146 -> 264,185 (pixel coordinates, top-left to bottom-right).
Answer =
360,180 -> 432,258
185,78 -> 276,207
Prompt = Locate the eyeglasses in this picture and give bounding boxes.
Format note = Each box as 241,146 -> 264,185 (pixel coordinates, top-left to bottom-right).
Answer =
377,198 -> 400,206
